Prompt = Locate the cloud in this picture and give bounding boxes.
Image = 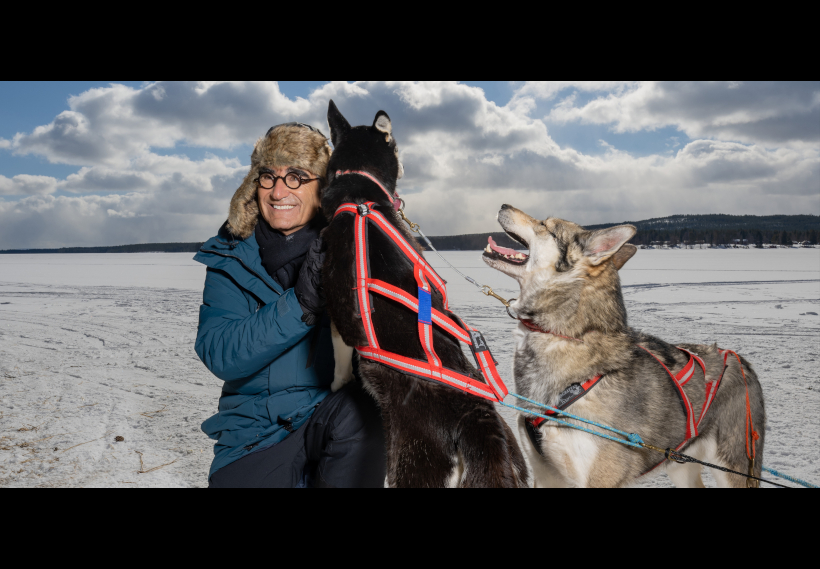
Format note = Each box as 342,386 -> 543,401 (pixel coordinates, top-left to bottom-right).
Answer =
539,81 -> 820,146
515,81 -> 636,100
0,81 -> 818,249
10,82 -> 312,167
0,138 -> 10,149
0,174 -> 59,196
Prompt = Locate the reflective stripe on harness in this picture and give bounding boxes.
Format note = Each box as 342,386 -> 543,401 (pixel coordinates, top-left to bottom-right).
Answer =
334,201 -> 507,402
639,346 -> 706,442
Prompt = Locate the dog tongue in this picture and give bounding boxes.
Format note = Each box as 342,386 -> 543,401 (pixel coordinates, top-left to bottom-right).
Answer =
489,236 -> 517,256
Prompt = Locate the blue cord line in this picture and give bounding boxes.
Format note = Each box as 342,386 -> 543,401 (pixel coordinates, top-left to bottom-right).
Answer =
506,392 -> 645,444
498,401 -> 644,449
762,466 -> 818,489
502,393 -> 817,488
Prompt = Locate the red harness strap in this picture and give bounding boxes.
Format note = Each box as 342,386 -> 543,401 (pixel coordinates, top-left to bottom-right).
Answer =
639,346 -> 707,444
720,349 -> 759,462
334,201 -> 507,402
528,375 -> 605,429
335,170 -> 400,209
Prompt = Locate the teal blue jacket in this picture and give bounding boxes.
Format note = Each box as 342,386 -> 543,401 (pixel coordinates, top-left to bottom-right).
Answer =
194,225 -> 333,478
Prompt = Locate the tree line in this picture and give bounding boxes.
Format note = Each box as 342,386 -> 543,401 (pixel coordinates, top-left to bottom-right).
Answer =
1,214 -> 817,253
585,214 -> 819,247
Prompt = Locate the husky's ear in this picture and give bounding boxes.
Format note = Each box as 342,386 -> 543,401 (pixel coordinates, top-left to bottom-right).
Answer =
327,100 -> 351,147
373,110 -> 392,142
612,244 -> 637,270
583,225 -> 636,265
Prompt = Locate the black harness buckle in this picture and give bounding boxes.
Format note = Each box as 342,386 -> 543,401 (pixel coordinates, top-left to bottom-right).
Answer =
357,203 -> 370,216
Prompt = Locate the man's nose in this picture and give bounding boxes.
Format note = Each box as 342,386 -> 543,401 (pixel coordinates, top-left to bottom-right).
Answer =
272,179 -> 291,200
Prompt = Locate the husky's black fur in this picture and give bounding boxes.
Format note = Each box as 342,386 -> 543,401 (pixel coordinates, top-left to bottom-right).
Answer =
321,101 -> 527,487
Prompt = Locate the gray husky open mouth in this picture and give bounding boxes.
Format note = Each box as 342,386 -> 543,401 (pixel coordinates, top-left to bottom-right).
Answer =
482,231 -> 529,265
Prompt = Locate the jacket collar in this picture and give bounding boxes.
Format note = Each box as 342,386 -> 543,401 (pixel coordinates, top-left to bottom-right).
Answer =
195,222 -> 284,302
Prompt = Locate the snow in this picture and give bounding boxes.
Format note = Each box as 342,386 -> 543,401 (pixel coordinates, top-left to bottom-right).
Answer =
1,248 -> 818,487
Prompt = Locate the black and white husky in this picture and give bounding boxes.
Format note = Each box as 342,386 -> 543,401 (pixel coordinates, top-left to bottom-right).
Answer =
321,102 -> 527,488
483,204 -> 766,488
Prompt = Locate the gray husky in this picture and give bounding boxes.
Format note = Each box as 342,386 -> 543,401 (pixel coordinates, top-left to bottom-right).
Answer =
482,204 -> 766,488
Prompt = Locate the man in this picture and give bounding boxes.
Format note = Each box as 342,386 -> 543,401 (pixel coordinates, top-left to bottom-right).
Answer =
194,123 -> 385,488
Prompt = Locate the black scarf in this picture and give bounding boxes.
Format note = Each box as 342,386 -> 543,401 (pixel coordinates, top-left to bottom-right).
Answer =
255,215 -> 326,290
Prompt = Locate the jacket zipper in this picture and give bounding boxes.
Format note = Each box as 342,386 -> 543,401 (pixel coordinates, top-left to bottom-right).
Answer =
199,248 -> 282,296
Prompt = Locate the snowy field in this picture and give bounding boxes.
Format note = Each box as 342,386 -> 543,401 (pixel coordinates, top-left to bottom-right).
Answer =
1,248 -> 818,488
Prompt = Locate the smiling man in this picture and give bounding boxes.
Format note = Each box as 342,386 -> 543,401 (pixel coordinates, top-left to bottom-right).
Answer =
193,123 -> 386,488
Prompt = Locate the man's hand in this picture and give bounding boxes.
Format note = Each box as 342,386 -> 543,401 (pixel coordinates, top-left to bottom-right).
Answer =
295,236 -> 326,325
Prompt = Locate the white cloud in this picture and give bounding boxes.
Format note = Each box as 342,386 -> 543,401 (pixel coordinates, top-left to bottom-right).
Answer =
10,82 -> 312,166
515,81 -> 636,100
0,138 -> 10,149
0,174 -> 60,196
539,81 -> 820,146
0,81 -> 818,249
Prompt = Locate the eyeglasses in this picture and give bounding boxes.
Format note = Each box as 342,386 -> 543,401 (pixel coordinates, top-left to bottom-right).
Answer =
265,122 -> 327,139
255,172 -> 322,190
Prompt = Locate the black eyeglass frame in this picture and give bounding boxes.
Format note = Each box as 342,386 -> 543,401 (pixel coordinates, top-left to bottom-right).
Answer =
255,172 -> 323,190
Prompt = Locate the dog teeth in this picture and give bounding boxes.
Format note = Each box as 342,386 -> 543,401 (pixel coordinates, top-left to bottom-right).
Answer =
485,245 -> 492,253
515,253 -> 526,259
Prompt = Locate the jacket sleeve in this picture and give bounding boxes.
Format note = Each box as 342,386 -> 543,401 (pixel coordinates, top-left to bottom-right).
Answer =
195,269 -> 312,381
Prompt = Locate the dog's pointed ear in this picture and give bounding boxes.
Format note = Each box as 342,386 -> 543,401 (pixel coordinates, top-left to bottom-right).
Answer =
612,244 -> 637,270
327,100 -> 350,147
373,110 -> 392,142
583,225 -> 636,265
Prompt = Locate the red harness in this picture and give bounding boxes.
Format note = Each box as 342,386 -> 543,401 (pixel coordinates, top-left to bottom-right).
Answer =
333,199 -> 508,402
522,322 -> 734,460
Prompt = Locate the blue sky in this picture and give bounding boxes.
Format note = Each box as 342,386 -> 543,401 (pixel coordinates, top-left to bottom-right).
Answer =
0,81 -> 817,248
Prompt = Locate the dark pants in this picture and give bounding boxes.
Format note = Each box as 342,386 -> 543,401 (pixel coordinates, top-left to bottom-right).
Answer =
209,383 -> 386,488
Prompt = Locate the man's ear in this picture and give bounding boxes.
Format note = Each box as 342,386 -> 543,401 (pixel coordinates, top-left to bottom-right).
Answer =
583,225 -> 637,265
327,100 -> 350,148
612,243 -> 637,270
373,110 -> 392,142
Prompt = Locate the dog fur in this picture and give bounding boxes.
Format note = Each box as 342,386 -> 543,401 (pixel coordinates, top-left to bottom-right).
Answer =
321,102 -> 528,488
483,204 -> 766,488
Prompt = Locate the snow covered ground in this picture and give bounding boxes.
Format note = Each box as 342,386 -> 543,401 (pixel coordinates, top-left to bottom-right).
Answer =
1,248 -> 818,488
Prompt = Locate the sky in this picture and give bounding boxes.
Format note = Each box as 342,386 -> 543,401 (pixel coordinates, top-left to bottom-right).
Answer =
0,81 -> 818,249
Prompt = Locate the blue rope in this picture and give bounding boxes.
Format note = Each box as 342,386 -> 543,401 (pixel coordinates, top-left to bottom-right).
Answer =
502,393 -> 817,489
506,392 -> 645,445
762,466 -> 818,489
498,401 -> 644,449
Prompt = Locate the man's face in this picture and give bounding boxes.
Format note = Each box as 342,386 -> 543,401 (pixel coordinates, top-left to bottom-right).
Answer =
257,166 -> 322,235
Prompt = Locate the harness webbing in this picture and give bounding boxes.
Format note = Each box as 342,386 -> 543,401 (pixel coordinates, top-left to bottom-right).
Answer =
335,170 -> 398,207
528,374 -> 605,429
639,346 -> 706,443
524,342 -> 727,467
334,201 -> 508,402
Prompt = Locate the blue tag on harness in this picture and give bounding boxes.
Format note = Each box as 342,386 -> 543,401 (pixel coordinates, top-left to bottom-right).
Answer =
417,287 -> 432,324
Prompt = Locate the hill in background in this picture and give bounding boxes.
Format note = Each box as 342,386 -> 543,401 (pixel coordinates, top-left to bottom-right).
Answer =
1,214 -> 818,253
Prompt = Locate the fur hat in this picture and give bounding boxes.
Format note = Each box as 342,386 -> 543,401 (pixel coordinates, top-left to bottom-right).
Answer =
227,124 -> 332,238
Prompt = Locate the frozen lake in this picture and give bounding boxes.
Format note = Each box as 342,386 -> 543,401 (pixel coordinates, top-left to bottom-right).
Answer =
1,248 -> 818,487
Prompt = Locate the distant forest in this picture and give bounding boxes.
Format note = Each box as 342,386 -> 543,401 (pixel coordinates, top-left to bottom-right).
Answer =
586,214 -> 819,247
0,242 -> 205,254
1,214 -> 818,253
420,214 -> 820,250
